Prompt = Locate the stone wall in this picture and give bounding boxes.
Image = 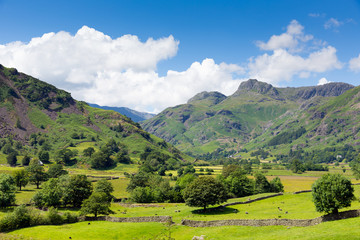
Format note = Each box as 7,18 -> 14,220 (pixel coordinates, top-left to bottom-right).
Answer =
293,190 -> 312,194
181,209 -> 360,227
83,215 -> 172,223
221,193 -> 283,207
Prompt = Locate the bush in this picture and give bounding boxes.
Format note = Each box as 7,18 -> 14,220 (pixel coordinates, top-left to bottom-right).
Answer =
0,205 -> 31,232
46,207 -> 63,225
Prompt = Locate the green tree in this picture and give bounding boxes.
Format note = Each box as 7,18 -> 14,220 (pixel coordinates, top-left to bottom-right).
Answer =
0,173 -> 16,207
7,152 -> 17,166
183,176 -> 228,211
61,175 -> 92,207
290,158 -> 305,174
80,192 -> 111,217
269,177 -> 284,193
47,164 -> 68,178
225,174 -> 254,197
176,173 -> 197,191
126,171 -> 150,192
55,149 -> 74,165
13,169 -> 29,191
94,179 -> 114,201
130,186 -> 154,203
90,151 -> 114,169
26,161 -> 47,189
254,172 -> 271,193
22,155 -> 30,166
83,147 -> 95,157
312,173 -> 354,214
38,150 -> 50,163
350,156 -> 360,179
32,178 -> 63,207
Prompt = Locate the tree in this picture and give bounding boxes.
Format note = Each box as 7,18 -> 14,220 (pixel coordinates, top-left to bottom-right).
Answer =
226,174 -> 254,197
32,178 -> 63,207
350,156 -> 360,179
38,150 -> 50,163
83,147 -> 95,157
183,176 -> 228,211
130,186 -> 154,203
61,175 -> 92,207
0,173 -> 16,207
22,155 -> 30,166
254,172 -> 271,193
47,164 -> 68,178
26,161 -> 47,189
126,171 -> 150,192
94,179 -> 114,201
90,151 -> 114,169
13,170 -> 29,191
176,173 -> 197,191
80,192 -> 111,217
290,159 -> 305,174
312,173 -> 354,214
269,177 -> 284,193
7,152 -> 17,166
55,149 -> 74,165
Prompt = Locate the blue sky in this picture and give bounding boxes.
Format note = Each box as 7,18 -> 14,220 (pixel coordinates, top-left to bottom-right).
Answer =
0,0 -> 359,112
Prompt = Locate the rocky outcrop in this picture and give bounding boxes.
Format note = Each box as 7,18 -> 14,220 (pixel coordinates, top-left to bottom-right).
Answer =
233,79 -> 279,97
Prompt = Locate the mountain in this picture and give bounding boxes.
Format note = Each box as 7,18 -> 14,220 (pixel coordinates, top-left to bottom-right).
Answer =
87,103 -> 155,122
142,79 -> 355,155
0,64 -> 190,166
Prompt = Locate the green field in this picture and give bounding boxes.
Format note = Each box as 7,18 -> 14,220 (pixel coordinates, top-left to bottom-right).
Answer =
2,164 -> 360,239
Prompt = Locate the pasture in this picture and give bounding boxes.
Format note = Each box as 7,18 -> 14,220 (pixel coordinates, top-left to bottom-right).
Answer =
2,164 -> 360,239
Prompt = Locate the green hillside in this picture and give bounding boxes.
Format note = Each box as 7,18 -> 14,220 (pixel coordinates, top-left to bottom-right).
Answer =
142,79 -> 356,156
0,64 -> 191,169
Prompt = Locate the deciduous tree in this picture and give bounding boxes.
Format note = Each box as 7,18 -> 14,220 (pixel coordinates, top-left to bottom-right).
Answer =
183,176 -> 227,211
312,173 -> 354,214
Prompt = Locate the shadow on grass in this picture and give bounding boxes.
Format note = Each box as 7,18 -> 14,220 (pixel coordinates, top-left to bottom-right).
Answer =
17,189 -> 35,192
191,206 -> 239,216
0,207 -> 15,214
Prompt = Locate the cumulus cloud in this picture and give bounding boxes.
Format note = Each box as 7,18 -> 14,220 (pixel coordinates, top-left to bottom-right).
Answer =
0,26 -> 245,113
317,77 -> 331,85
256,20 -> 313,52
349,54 -> 360,72
73,58 -> 245,113
249,21 -> 342,84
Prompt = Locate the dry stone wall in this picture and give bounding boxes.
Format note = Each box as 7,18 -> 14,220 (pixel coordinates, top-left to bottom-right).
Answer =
181,209 -> 360,227
83,215 -> 172,223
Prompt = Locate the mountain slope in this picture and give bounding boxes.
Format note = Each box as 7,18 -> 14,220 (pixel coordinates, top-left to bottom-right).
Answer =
0,64 -> 190,165
142,79 -> 355,155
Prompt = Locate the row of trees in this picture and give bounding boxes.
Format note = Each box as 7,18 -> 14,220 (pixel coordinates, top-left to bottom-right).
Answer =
126,164 -> 284,210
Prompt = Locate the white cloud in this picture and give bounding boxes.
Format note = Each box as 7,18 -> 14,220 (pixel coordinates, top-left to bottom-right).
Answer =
317,77 -> 331,85
249,21 -> 342,84
0,26 -> 245,113
256,20 -> 313,52
249,46 -> 341,84
349,54 -> 360,72
74,58 -> 245,113
324,18 -> 343,30
0,26 -> 179,85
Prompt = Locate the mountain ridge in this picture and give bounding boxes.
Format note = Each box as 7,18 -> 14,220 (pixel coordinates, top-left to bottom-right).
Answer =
142,79 -> 357,155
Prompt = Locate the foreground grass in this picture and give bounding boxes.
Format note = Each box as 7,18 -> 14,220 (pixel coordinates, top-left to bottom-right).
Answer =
8,217 -> 360,240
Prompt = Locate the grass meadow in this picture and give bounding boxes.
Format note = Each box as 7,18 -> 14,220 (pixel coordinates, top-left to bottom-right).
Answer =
2,163 -> 360,239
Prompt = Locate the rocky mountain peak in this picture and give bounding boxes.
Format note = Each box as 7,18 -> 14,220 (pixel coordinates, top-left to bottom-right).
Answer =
233,79 -> 279,97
